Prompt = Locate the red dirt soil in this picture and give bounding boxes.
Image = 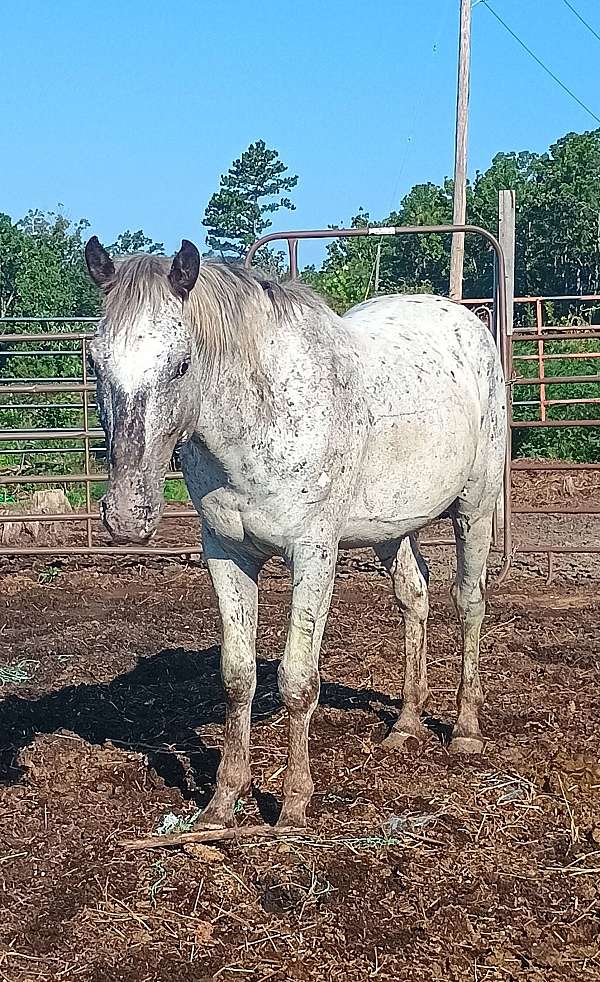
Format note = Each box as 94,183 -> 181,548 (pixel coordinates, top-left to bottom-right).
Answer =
0,477 -> 598,981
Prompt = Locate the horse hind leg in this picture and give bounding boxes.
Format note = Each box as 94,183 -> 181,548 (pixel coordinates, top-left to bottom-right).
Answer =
449,508 -> 493,754
375,534 -> 431,751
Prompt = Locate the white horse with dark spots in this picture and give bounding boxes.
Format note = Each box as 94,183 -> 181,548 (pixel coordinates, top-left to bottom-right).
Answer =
85,236 -> 506,830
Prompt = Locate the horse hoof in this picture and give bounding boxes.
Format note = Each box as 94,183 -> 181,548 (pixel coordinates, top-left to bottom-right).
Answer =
275,813 -> 307,831
195,806 -> 235,829
381,729 -> 424,752
449,736 -> 484,755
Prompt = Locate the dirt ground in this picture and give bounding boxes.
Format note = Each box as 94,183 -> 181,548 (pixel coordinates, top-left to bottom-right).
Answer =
0,472 -> 598,981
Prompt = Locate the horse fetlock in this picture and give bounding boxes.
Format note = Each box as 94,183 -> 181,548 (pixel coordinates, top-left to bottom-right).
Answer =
198,792 -> 237,828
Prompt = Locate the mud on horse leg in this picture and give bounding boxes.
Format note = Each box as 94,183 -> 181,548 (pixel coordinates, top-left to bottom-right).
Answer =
200,530 -> 263,826
450,512 -> 493,755
276,542 -> 337,829
376,535 -> 431,751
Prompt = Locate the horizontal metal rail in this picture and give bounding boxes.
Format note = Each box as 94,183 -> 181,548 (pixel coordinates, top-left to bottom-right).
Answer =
0,331 -> 93,343
513,374 -> 600,386
0,508 -> 198,524
513,351 -> 600,362
1,277 -> 599,571
513,418 -> 600,428
541,398 -> 600,407
0,350 -> 87,357
512,505 -> 600,514
0,428 -> 104,441
513,329 -> 600,342
511,544 -> 600,554
0,405 -> 93,413
0,471 -> 184,485
0,545 -> 201,556
511,460 -> 600,470
0,382 -> 95,394
463,293 -> 600,304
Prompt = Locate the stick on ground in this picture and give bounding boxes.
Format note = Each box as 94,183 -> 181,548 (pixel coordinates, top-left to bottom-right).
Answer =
121,823 -> 308,852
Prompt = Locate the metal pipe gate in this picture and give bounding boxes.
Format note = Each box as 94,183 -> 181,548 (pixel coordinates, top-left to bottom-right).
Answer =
0,225 -> 598,580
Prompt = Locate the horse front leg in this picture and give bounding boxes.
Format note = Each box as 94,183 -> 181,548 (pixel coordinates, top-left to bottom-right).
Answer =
277,541 -> 337,829
201,529 -> 264,827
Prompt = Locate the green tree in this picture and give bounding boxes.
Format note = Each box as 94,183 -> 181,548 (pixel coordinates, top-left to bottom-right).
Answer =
526,129 -> 600,297
203,140 -> 298,264
384,180 -> 454,294
303,211 -> 380,313
1,210 -> 99,320
108,229 -> 164,255
306,185 -> 455,313
469,150 -> 539,299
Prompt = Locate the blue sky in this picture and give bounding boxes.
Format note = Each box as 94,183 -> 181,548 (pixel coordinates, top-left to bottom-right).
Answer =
1,0 -> 599,263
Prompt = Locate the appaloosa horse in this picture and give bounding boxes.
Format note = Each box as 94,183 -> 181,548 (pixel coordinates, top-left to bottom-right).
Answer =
85,236 -> 506,828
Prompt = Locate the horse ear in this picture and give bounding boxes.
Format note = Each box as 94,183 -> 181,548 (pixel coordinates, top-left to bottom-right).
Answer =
169,239 -> 200,300
85,236 -> 116,291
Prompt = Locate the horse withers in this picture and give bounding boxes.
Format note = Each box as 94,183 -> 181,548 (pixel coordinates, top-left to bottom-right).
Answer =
85,236 -> 506,829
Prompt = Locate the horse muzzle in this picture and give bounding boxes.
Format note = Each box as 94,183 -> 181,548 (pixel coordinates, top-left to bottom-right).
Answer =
99,495 -> 159,546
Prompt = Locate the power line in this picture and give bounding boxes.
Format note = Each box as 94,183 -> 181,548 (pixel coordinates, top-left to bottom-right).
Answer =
560,0 -> 600,45
480,0 -> 600,125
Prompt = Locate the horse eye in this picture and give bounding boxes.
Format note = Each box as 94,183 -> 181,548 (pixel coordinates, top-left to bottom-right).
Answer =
177,359 -> 190,378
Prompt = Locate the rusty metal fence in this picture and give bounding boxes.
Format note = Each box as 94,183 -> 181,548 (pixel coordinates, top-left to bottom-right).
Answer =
0,225 -> 598,579
465,293 -> 600,580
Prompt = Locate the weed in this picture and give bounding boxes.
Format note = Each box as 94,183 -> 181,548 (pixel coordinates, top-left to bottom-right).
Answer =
155,809 -> 204,836
148,861 -> 167,905
164,480 -> 190,503
38,564 -> 62,584
0,660 -> 39,685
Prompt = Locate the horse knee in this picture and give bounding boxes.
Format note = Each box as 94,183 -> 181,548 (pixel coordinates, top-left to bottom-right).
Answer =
278,661 -> 320,714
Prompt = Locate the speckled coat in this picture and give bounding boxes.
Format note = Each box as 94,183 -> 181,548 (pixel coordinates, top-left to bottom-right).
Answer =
85,238 -> 506,830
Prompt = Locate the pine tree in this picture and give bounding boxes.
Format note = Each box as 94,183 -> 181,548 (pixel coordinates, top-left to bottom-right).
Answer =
203,140 -> 298,262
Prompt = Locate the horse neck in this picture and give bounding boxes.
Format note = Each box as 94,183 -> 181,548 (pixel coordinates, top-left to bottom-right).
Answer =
191,339 -> 274,456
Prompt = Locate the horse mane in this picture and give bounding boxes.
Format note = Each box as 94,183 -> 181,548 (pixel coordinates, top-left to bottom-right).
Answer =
101,253 -> 331,373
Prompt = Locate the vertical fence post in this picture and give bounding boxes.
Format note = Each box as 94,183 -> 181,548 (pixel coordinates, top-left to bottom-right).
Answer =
288,239 -> 299,279
81,338 -> 93,548
497,191 -> 516,543
498,191 -> 515,336
535,298 -> 546,422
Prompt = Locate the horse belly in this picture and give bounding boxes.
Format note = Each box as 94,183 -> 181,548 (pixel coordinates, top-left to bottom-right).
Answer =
341,408 -> 476,547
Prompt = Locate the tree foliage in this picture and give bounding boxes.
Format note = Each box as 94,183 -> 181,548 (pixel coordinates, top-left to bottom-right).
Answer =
309,129 -> 600,315
1,128 -> 599,466
0,210 -> 98,320
0,210 -> 167,487
203,140 -> 298,265
108,229 -> 164,256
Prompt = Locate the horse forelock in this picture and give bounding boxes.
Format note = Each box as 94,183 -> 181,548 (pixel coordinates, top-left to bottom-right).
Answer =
100,253 -> 331,374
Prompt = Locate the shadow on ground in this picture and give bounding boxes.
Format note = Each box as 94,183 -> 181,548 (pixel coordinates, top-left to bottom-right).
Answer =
4,647 -> 447,800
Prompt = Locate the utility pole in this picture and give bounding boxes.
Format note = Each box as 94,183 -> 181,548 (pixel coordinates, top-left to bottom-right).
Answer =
449,0 -> 472,300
